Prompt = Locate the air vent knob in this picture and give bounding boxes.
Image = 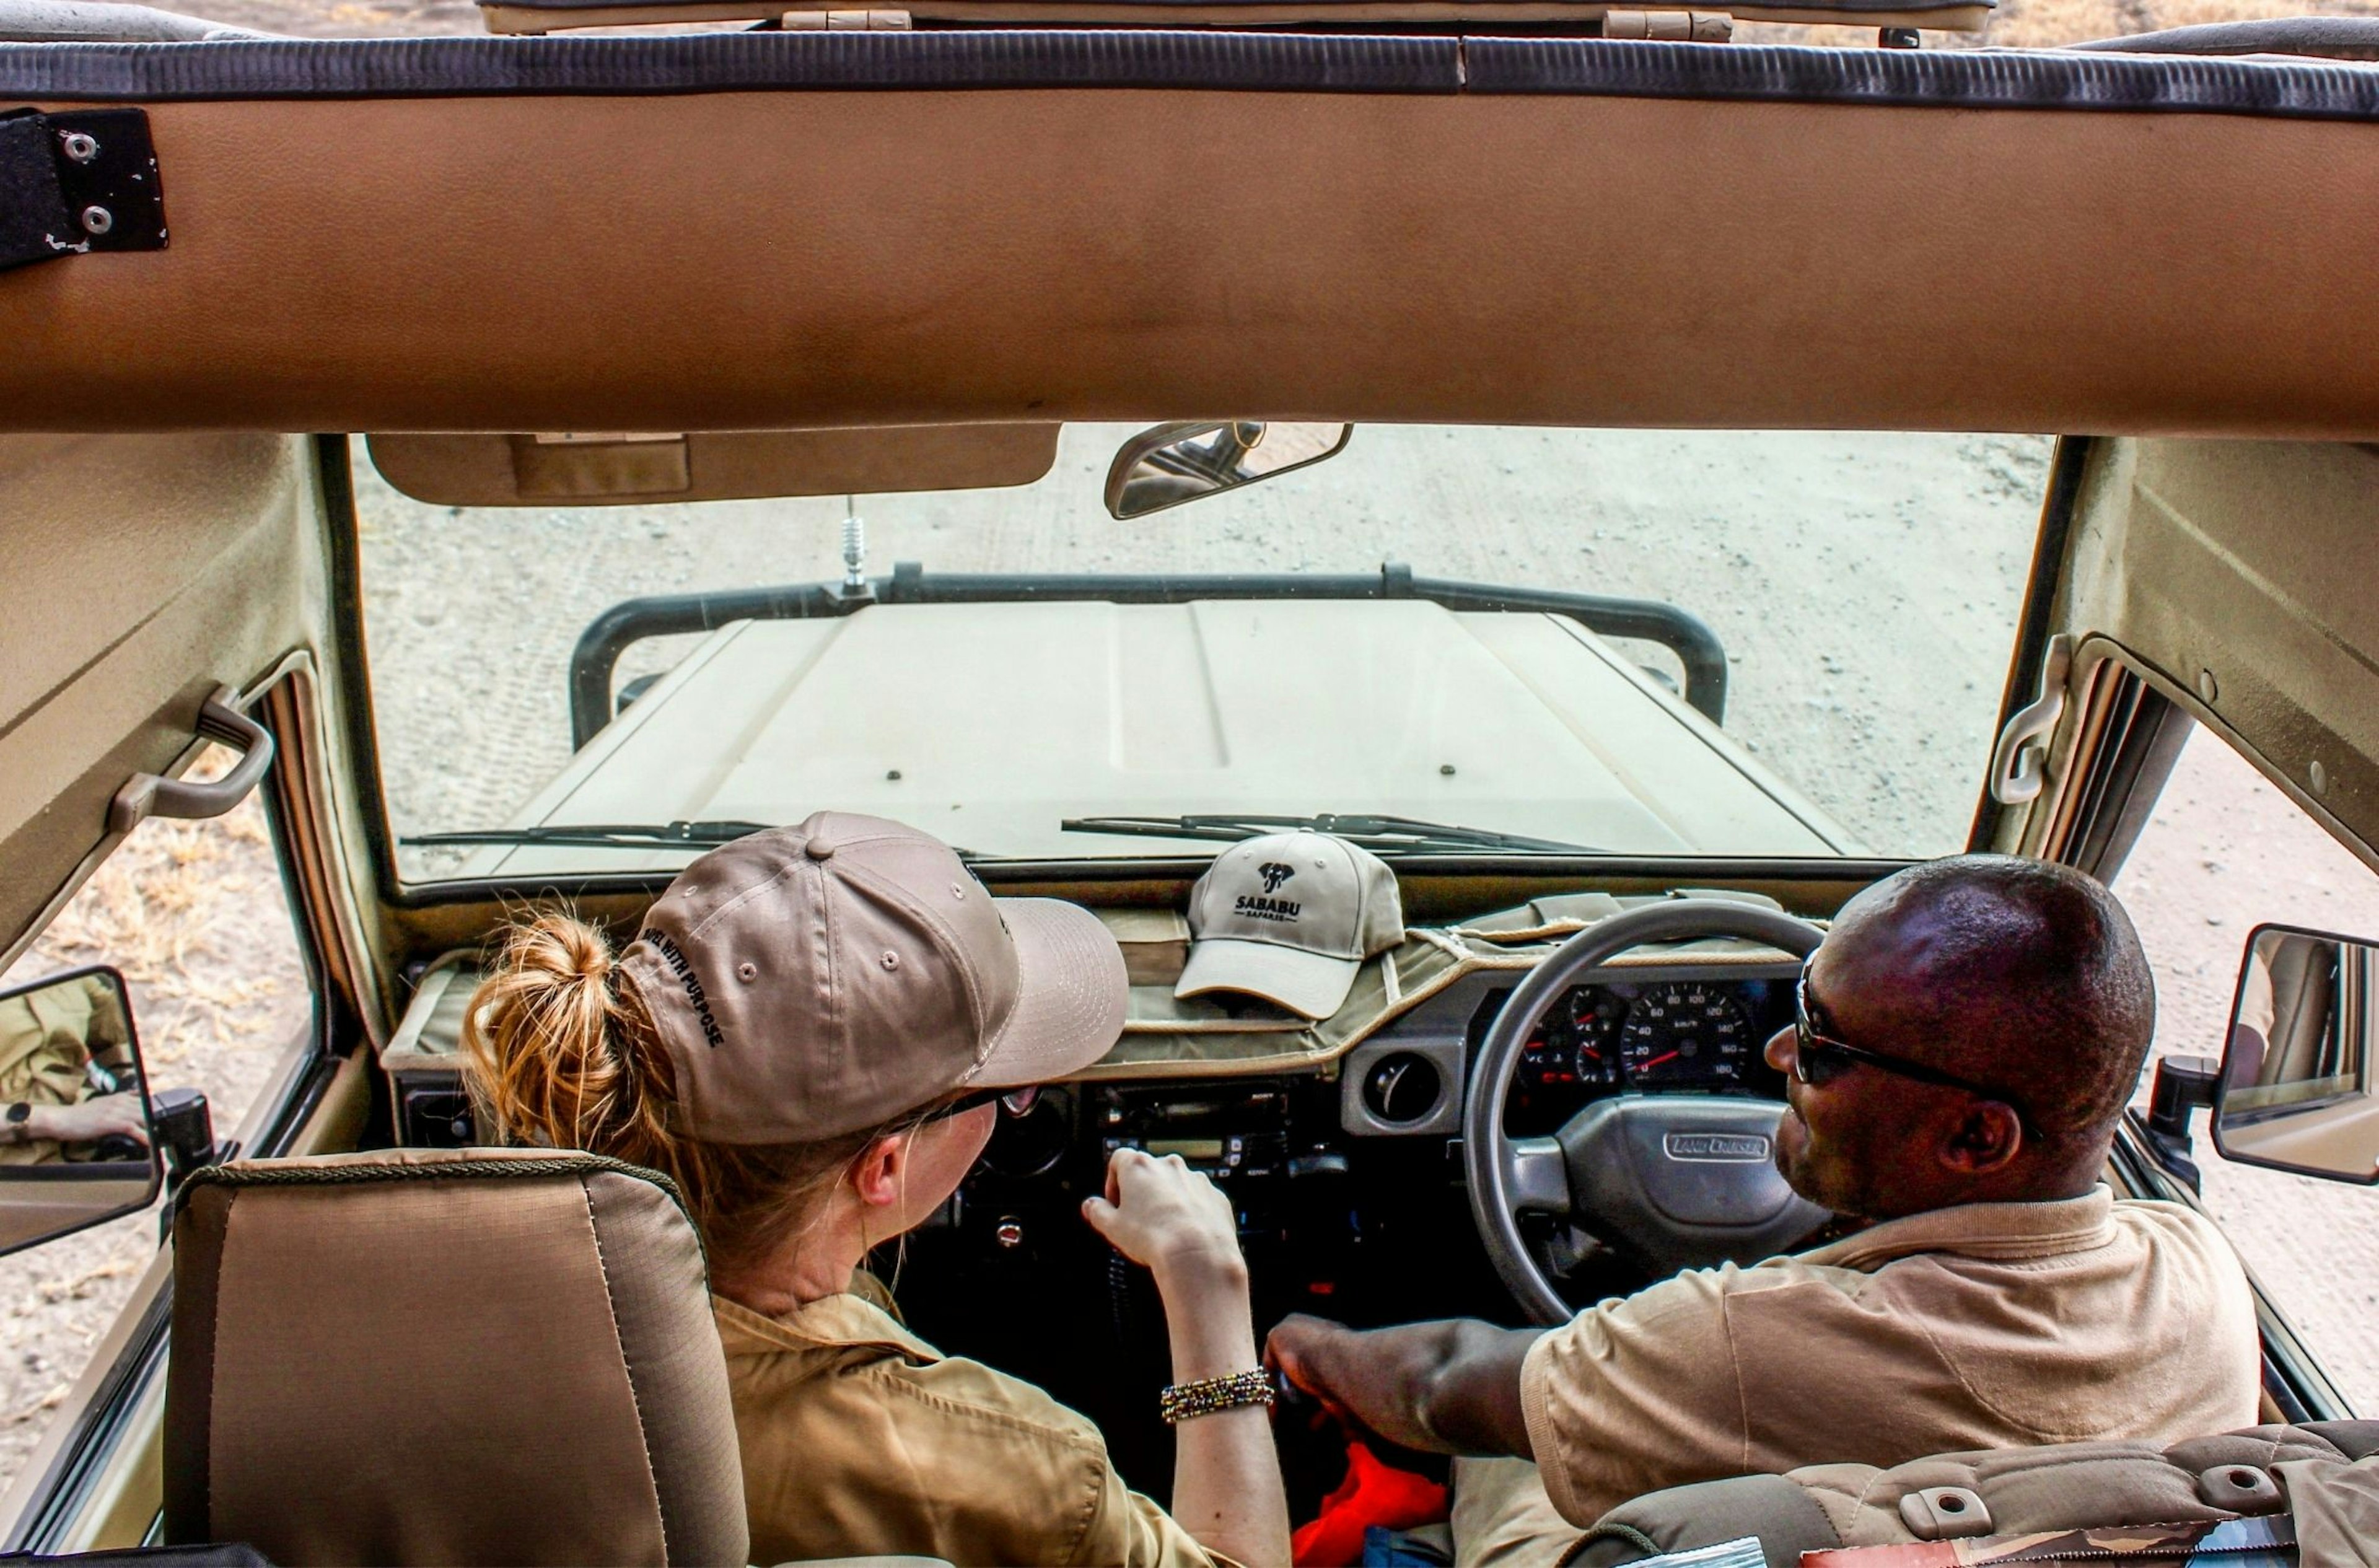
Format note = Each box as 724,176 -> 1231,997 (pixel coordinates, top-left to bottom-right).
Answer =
1362,1053 -> 1442,1125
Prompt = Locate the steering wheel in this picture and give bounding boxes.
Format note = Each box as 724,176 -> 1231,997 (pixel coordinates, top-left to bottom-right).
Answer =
1465,900 -> 1834,1325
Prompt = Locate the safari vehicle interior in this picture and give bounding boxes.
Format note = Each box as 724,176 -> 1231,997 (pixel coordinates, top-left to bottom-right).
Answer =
6,0 -> 2379,1555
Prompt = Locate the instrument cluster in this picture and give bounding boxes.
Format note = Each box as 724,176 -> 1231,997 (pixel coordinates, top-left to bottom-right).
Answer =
1502,977 -> 1793,1135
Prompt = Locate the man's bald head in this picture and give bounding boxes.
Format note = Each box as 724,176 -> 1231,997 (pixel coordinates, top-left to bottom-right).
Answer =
1825,854 -> 2155,1146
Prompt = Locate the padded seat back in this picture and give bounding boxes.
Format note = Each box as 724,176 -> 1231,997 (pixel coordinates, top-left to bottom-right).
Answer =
1575,1420 -> 2379,1566
163,1148 -> 748,1567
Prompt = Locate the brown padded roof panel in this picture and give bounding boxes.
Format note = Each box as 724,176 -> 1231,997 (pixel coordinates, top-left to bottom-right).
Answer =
3,34 -> 2379,436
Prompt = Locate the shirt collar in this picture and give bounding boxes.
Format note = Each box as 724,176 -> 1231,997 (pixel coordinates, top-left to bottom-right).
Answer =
712,1279 -> 943,1365
1794,1185 -> 2118,1273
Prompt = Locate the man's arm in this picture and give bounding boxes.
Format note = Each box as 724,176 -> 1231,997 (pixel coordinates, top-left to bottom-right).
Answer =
1265,1315 -> 1540,1458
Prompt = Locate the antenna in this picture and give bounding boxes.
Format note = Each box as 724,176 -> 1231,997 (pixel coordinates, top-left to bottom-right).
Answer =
841,493 -> 867,592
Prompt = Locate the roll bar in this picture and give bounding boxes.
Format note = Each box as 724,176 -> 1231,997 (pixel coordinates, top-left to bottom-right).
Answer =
566,561 -> 1728,749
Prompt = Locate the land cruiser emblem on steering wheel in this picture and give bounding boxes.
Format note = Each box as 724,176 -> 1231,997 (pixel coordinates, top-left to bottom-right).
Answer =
1258,862 -> 1295,893
1664,1132 -> 1771,1162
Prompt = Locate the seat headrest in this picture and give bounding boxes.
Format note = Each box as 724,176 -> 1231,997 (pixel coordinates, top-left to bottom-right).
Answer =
163,1148 -> 748,1567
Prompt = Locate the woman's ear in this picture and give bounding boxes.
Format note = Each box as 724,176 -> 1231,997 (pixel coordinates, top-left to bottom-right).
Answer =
849,1131 -> 911,1209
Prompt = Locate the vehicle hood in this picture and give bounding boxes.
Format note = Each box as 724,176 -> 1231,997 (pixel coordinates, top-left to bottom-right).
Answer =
483,599 -> 1852,871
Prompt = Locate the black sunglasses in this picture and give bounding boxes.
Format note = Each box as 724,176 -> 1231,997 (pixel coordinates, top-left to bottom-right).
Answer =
1793,960 -> 2039,1137
926,1084 -> 1043,1123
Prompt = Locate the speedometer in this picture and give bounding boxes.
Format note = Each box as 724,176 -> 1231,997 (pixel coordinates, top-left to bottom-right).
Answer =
1619,983 -> 1753,1087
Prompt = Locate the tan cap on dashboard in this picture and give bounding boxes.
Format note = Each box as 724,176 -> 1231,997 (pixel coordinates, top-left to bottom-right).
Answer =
618,812 -> 1127,1144
1176,831 -> 1405,1020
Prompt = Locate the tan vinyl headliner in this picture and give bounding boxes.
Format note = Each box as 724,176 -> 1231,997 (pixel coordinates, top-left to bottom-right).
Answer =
4,92 -> 2379,435
2017,440 -> 2379,872
0,434 -> 325,967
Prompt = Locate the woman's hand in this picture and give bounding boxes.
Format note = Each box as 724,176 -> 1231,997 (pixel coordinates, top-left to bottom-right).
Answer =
1080,1148 -> 1246,1295
1087,1149 -> 1289,1568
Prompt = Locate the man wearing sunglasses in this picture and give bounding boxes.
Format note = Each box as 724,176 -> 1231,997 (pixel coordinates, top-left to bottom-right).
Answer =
1267,854 -> 2259,1566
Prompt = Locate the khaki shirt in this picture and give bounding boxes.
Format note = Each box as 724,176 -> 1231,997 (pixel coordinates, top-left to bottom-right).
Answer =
0,975 -> 132,1167
1520,1188 -> 2260,1527
716,1283 -> 1227,1568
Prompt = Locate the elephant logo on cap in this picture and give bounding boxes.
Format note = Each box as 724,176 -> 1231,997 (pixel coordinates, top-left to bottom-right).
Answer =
1258,862 -> 1296,895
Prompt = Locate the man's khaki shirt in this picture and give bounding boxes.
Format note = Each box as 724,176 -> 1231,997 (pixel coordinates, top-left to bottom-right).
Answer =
716,1283 -> 1225,1568
1520,1188 -> 2260,1527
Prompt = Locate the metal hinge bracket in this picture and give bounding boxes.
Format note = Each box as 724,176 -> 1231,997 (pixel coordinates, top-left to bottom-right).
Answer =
0,107 -> 168,275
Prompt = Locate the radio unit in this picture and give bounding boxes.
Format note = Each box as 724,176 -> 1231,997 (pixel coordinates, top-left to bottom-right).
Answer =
1090,1080 -> 1294,1183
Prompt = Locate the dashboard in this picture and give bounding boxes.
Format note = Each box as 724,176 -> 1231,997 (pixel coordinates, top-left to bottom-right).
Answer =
1496,974 -> 1796,1136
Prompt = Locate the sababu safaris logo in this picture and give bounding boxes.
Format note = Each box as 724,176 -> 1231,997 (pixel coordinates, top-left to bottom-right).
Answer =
1237,862 -> 1301,922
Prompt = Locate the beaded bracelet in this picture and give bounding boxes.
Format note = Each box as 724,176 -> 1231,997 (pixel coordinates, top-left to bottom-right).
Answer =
1159,1369 -> 1277,1424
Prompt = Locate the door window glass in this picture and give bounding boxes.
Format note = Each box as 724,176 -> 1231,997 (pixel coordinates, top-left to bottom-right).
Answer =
0,767 -> 306,1491
2118,727 -> 2379,1413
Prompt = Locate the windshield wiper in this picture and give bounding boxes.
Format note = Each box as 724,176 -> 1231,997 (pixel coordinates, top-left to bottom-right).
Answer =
1059,813 -> 1598,854
401,819 -> 776,851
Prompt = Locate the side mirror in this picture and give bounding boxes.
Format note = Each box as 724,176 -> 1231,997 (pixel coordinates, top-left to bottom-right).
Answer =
0,966 -> 164,1256
1103,421 -> 1351,519
2213,924 -> 2379,1185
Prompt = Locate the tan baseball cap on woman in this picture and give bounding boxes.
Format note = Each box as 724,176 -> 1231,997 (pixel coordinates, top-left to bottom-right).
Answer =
616,812 -> 1128,1144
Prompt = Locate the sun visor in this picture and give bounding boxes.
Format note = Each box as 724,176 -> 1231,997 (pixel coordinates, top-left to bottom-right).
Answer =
366,426 -> 1059,507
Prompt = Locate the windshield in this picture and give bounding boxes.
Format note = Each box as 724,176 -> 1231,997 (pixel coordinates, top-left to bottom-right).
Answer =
359,425 -> 2049,881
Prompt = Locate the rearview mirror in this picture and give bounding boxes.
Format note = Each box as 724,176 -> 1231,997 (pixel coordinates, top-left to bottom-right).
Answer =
0,966 -> 163,1256
1103,421 -> 1351,519
2214,924 -> 2379,1185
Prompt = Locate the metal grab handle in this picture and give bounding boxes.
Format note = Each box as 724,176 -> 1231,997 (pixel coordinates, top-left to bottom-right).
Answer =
1989,634 -> 2074,807
108,688 -> 274,834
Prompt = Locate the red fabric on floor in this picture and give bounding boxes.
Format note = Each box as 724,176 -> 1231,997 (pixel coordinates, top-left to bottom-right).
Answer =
1290,1440 -> 1451,1567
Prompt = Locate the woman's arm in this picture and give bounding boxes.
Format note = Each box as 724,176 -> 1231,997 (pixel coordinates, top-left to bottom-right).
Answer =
1085,1150 -> 1292,1568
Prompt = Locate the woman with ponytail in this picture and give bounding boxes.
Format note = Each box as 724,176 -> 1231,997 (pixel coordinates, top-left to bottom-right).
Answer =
462,813 -> 1289,1568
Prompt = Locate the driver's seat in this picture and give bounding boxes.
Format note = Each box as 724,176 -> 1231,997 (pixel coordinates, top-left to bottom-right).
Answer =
162,1148 -> 748,1566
